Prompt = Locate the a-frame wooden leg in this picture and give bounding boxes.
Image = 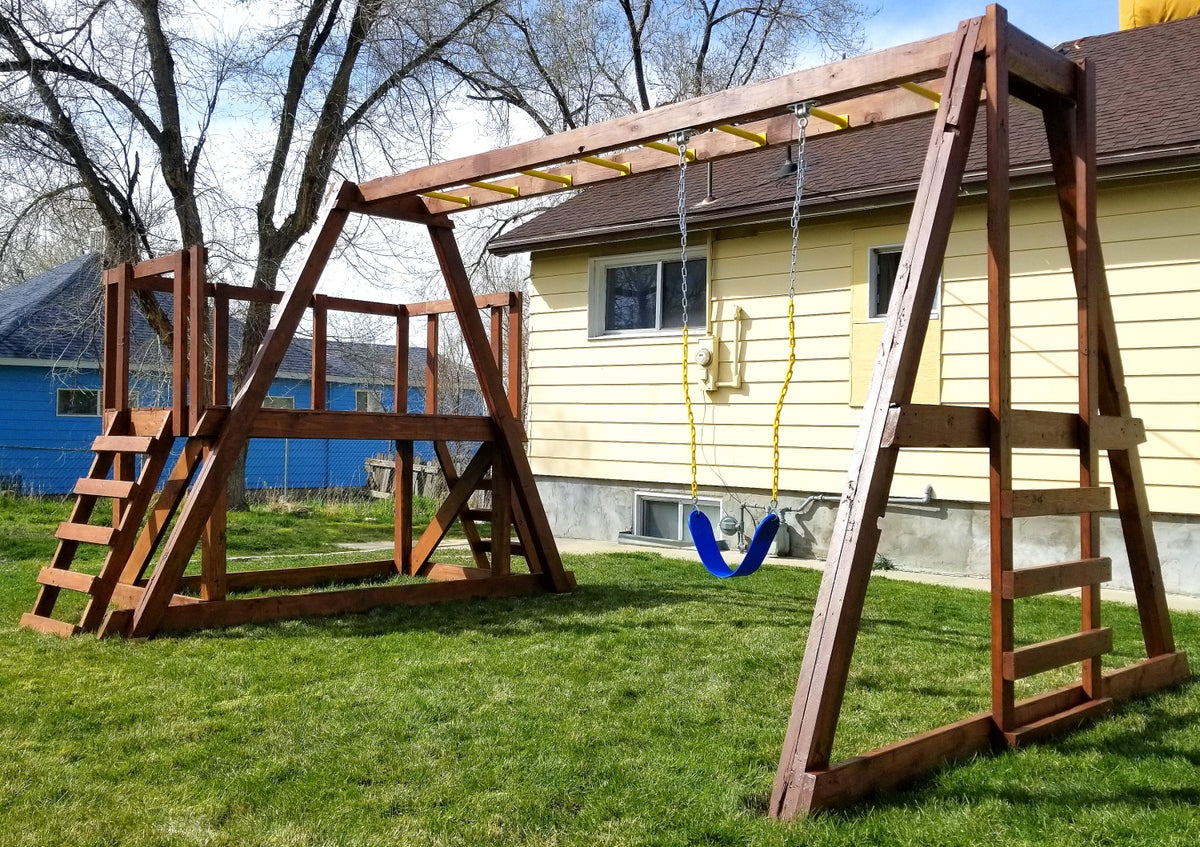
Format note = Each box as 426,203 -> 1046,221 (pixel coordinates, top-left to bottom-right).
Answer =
769,16 -> 985,820
426,225 -> 572,593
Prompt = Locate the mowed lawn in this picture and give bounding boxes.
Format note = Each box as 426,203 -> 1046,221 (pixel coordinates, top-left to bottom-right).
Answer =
1,495 -> 1198,846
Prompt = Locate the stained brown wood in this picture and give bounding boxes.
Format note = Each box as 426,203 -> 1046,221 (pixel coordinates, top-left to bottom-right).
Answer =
412,446 -> 495,574
434,441 -> 491,571
102,271 -> 119,410
179,560 -> 396,592
172,250 -> 188,436
1103,651 -> 1189,700
312,294 -> 328,410
1002,557 -> 1112,599
1003,627 -> 1113,680
37,568 -> 96,592
395,440 -> 414,575
113,264 -> 131,412
769,17 -> 986,821
213,288 -> 229,406
1005,21 -> 1078,100
1001,487 -> 1110,518
247,410 -> 496,443
120,438 -> 207,584
1004,697 -> 1112,747
882,404 -> 1144,451
73,478 -> 137,499
187,246 -> 206,433
201,441 -> 228,602
155,574 -> 546,633
19,613 -> 79,638
425,563 -> 496,581
56,523 -> 116,546
508,292 -> 523,419
92,435 -> 155,454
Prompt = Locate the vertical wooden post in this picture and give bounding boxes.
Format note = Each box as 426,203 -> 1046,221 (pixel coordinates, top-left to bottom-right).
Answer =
508,292 -> 523,420
102,269 -> 119,412
312,294 -> 328,410
769,17 -> 985,819
212,288 -> 229,406
985,4 -> 1015,733
1073,60 -> 1104,698
112,263 -> 134,526
187,245 -> 207,433
395,306 -> 412,575
490,305 -> 504,370
426,314 -> 439,414
172,251 -> 189,437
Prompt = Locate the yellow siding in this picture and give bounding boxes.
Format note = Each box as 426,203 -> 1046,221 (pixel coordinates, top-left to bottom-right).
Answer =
525,174 -> 1200,515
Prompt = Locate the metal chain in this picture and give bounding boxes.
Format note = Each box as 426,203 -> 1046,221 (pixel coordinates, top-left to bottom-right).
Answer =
674,130 -> 698,510
770,102 -> 811,512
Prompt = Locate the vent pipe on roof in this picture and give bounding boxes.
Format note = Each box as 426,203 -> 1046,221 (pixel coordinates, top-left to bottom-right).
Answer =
698,160 -> 717,206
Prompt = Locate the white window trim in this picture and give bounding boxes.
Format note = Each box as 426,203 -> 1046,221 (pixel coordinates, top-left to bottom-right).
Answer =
262,394 -> 296,410
633,491 -> 722,543
356,388 -> 384,412
588,247 -> 709,338
55,387 -> 101,417
867,243 -> 940,322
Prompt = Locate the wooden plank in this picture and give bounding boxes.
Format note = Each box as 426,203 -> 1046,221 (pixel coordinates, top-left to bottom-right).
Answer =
357,29 -> 965,204
1005,22 -> 1078,100
102,270 -> 119,410
37,568 -> 95,592
478,540 -> 523,558
1002,487 -> 1110,518
395,440 -> 414,576
883,405 -> 1145,451
1003,627 -> 1113,680
201,441 -> 228,602
247,410 -> 496,441
405,291 -> 520,317
172,250 -> 188,437
428,225 -> 573,592
56,523 -> 115,546
92,435 -> 155,454
187,246 -> 206,433
985,4 -> 1016,736
425,563 -> 495,581
490,306 -> 504,369
154,574 -> 546,634
509,292 -> 523,420
212,288 -> 229,406
1092,415 -> 1145,450
19,613 -> 79,638
131,252 -> 187,277
179,560 -> 397,592
1004,697 -> 1112,747
769,16 -> 986,822
426,314 -> 439,413
311,294 -> 328,410
412,446 -> 494,575
113,263 -> 131,413
120,438 -> 206,585
435,441 -> 491,571
73,478 -> 137,499
1003,557 -> 1112,599
798,654 -> 1189,815
97,609 -> 133,639
395,306 -> 409,411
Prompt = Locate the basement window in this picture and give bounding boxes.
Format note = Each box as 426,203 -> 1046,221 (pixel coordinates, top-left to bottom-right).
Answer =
868,245 -> 940,320
589,249 -> 707,336
56,388 -> 100,417
632,492 -> 722,545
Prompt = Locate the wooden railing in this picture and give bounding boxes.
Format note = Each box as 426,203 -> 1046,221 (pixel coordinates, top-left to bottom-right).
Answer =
102,247 -> 523,438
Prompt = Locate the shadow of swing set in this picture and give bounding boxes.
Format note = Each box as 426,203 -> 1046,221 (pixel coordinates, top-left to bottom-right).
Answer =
19,4 -> 1190,821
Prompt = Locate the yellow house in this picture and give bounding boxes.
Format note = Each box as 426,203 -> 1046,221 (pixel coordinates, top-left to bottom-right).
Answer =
490,16 -> 1200,592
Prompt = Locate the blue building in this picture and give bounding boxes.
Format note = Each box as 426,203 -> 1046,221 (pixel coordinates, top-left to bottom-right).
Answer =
0,254 -> 445,496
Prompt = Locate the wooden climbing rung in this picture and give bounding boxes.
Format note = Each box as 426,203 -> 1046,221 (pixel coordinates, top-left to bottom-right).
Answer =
1002,628 -> 1113,680
36,568 -> 96,593
55,522 -> 116,546
1001,487 -> 1111,518
478,540 -> 524,556
73,478 -> 137,499
18,613 -> 79,638
1004,697 -> 1113,747
91,435 -> 155,453
464,509 -> 492,522
1002,557 -> 1112,599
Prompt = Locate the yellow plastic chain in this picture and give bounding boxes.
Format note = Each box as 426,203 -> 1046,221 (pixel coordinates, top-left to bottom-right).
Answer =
676,135 -> 699,505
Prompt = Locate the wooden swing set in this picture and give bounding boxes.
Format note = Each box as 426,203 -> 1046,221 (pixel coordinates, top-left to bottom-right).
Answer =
21,3 -> 1188,820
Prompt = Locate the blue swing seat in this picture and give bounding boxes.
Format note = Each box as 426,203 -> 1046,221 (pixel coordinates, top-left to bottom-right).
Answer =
688,509 -> 779,579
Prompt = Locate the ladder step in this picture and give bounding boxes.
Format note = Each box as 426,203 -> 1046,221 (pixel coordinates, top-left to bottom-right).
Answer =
1003,628 -> 1113,680
475,477 -> 493,490
1005,697 -> 1114,747
463,509 -> 492,522
18,613 -> 79,638
478,539 -> 525,556
55,522 -> 116,546
73,477 -> 137,499
1002,557 -> 1112,599
1002,487 -> 1111,518
37,568 -> 97,593
91,434 -> 155,453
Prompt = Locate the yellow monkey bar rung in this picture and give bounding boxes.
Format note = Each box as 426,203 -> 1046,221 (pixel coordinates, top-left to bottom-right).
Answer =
468,180 -> 520,197
900,81 -> 942,105
715,124 -> 767,146
520,169 -> 573,186
420,190 -> 471,207
644,141 -> 697,161
579,156 -> 631,175
810,107 -> 850,130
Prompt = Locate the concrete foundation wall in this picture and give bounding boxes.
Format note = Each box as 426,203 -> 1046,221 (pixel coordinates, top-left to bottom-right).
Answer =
536,475 -> 1200,597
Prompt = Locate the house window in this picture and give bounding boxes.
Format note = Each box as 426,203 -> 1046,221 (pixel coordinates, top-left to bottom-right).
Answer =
56,388 -> 100,417
868,245 -> 940,320
262,395 -> 295,409
634,492 -> 721,544
356,389 -> 384,412
590,250 -> 707,336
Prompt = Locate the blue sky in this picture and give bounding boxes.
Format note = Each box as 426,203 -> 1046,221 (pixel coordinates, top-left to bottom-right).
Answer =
862,1 -> 1120,50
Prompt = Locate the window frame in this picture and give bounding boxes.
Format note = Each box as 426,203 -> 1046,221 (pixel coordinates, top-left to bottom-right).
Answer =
356,388 -> 384,413
262,395 -> 296,410
633,491 -> 722,544
588,247 -> 709,338
867,243 -> 940,322
55,387 -> 101,417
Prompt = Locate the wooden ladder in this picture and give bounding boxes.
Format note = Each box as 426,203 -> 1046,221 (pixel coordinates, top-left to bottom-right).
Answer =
20,410 -> 179,636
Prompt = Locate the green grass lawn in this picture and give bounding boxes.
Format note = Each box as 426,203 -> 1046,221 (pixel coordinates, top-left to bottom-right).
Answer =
0,495 -> 1198,846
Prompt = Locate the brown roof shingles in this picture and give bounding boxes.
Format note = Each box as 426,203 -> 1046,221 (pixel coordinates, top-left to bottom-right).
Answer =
491,15 -> 1200,254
